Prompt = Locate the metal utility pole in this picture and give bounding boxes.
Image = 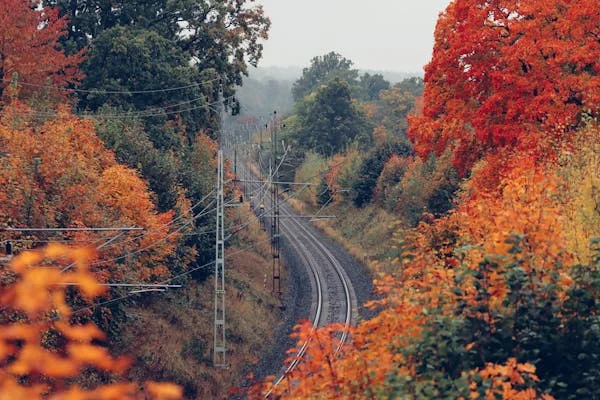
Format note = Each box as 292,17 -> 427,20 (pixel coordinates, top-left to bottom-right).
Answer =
213,79 -> 226,367
213,149 -> 226,367
259,123 -> 267,231
233,145 -> 237,177
270,111 -> 281,296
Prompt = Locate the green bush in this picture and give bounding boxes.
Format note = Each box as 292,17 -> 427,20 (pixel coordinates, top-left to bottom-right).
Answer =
388,236 -> 600,398
351,140 -> 412,207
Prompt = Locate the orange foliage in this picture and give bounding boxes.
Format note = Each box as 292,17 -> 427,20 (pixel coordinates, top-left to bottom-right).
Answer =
464,359 -> 552,400
408,0 -> 600,175
0,103 -> 177,281
253,1 -> 600,397
372,124 -> 388,145
456,159 -> 569,266
0,0 -> 84,102
361,102 -> 378,119
0,245 -> 181,399
323,154 -> 347,202
252,155 -> 575,398
374,154 -> 412,204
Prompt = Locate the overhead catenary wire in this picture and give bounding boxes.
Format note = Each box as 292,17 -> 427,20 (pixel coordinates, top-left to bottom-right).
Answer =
89,198 -> 217,267
66,158 -> 312,314
16,96 -> 236,120
67,115 -> 345,317
99,188 -> 217,250
72,234 -> 274,315
101,184 -> 263,249
1,75 -> 222,94
3,190 -> 219,252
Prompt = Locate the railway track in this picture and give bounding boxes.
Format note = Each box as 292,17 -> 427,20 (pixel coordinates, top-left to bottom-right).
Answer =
242,166 -> 357,394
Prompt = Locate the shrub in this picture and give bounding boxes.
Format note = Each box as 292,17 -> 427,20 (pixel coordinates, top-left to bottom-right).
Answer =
351,140 -> 412,207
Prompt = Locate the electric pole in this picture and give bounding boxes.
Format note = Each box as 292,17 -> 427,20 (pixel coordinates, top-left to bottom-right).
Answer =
213,151 -> 227,367
213,81 -> 227,367
271,111 -> 282,296
259,123 -> 267,231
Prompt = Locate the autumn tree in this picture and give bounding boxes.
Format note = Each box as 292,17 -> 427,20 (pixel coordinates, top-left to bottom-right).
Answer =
250,2 -> 600,398
408,0 -> 600,175
0,103 -> 178,282
351,140 -> 412,207
94,117 -> 181,212
0,0 -> 84,101
252,157 -> 600,399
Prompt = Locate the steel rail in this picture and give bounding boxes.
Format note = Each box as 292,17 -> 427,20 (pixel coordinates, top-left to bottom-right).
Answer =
242,162 -> 353,397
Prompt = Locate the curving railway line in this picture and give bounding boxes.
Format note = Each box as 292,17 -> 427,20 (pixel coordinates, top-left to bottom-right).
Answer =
241,162 -> 359,393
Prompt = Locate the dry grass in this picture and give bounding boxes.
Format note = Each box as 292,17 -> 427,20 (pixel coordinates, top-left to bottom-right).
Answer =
117,204 -> 285,399
287,192 -> 403,276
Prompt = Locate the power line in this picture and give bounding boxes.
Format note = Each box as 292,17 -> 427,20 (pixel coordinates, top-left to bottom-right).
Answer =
89,198 -> 218,267
16,96 -> 235,120
99,188 -> 217,250
71,235 -> 273,315
61,230 -> 130,273
2,76 -> 222,94
4,227 -> 143,232
61,282 -> 181,289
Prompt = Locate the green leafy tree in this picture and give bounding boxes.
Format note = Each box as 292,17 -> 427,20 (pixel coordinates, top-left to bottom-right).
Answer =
292,52 -> 358,101
358,73 -> 390,101
291,78 -> 372,155
351,140 -> 412,207
370,78 -> 424,138
94,116 -> 181,211
395,76 -> 424,96
80,27 -> 211,148
49,0 -> 270,91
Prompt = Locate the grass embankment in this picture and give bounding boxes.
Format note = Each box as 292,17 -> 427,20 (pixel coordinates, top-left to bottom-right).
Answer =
287,197 -> 400,275
112,204 -> 283,399
287,153 -> 402,276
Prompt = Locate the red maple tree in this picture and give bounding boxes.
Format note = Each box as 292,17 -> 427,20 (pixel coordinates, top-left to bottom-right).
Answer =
0,0 -> 84,101
408,0 -> 600,175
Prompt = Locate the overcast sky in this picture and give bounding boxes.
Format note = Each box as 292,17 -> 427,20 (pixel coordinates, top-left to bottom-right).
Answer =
255,0 -> 452,73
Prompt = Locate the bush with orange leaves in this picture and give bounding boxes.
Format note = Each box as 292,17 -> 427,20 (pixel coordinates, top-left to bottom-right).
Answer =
250,152 -> 600,399
464,358 -> 552,400
0,103 -> 179,283
0,245 -> 182,400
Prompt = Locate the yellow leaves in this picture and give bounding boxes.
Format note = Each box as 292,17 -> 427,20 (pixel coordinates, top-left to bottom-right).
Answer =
51,383 -> 138,400
373,124 -> 388,145
467,358 -> 550,400
3,246 -> 105,317
8,343 -> 79,377
67,344 -> 129,372
557,124 -> 600,263
75,273 -> 106,298
0,245 -> 182,399
146,382 -> 183,400
55,322 -> 105,341
9,250 -> 44,273
0,380 -> 48,400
